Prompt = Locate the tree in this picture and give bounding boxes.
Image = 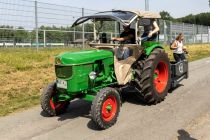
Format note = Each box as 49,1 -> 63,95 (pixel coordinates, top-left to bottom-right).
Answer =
14,27 -> 29,43
160,11 -> 173,20
177,12 -> 210,26
0,26 -> 14,42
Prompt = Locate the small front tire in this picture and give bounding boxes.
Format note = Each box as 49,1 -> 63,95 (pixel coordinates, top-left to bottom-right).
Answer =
41,82 -> 69,116
91,87 -> 121,129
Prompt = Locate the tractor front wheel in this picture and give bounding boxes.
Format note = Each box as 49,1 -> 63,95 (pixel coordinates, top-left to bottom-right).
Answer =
91,87 -> 121,129
41,82 -> 69,116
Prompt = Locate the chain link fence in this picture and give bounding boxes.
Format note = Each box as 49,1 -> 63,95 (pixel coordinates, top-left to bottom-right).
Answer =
159,20 -> 210,44
0,0 -> 210,48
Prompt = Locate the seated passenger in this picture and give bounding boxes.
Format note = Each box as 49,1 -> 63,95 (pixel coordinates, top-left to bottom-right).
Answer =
141,19 -> 159,41
112,25 -> 135,60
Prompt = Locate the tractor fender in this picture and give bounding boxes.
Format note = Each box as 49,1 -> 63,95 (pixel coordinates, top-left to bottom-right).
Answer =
143,42 -> 163,56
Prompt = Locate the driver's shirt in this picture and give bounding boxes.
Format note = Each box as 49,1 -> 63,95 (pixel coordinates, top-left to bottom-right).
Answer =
120,29 -> 136,44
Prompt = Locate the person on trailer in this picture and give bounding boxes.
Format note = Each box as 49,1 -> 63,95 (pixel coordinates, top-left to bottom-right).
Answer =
112,25 -> 135,60
141,19 -> 160,41
170,33 -> 187,62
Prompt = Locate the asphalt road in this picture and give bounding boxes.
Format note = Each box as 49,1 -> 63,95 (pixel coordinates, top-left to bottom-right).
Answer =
1,57 -> 210,140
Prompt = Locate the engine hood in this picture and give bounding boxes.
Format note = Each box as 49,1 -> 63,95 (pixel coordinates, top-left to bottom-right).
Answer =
56,49 -> 113,65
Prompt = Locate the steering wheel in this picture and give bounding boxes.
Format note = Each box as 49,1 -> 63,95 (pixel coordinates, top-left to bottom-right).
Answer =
112,40 -> 122,44
112,40 -> 116,44
141,36 -> 149,42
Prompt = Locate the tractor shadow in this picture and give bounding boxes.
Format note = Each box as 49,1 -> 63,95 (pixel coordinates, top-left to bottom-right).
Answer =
120,86 -> 147,106
40,99 -> 92,120
40,99 -> 103,130
168,84 -> 184,93
39,86 -> 149,131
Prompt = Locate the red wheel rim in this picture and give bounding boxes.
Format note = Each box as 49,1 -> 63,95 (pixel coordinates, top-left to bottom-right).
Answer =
153,61 -> 169,94
101,95 -> 117,122
50,98 -> 67,110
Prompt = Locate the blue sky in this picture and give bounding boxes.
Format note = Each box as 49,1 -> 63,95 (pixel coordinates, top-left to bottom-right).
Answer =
0,0 -> 209,29
38,0 -> 210,18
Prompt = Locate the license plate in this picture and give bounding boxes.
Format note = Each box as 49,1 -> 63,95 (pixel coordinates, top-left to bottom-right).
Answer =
56,79 -> 67,89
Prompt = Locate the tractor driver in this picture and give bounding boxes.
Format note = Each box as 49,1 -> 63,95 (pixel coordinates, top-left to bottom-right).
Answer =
141,19 -> 159,41
112,25 -> 136,60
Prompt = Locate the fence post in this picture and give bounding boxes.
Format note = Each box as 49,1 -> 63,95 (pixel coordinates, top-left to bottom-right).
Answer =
72,16 -> 75,42
193,24 -> 195,43
201,26 -> 203,43
182,23 -> 184,33
163,20 -> 167,43
182,23 -> 185,43
43,30 -> 46,47
93,22 -> 96,41
208,26 -> 210,43
82,8 -> 85,48
115,21 -> 118,37
73,27 -> 76,42
13,29 -> 16,48
35,1 -> 39,51
170,21 -> 172,41
110,32 -> 113,41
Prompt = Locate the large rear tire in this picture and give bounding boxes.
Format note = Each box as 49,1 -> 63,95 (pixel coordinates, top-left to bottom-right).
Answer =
134,48 -> 171,104
41,82 -> 69,116
90,87 -> 121,129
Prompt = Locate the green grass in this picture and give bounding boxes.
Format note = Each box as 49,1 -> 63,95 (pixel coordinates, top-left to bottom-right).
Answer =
0,48 -> 80,71
164,44 -> 210,62
0,44 -> 210,116
0,47 -> 81,116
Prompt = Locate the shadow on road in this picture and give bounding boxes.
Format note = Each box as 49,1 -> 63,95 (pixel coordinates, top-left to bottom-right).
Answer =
39,88 -> 150,131
121,91 -> 146,105
87,120 -> 102,131
40,99 -> 103,130
40,99 -> 92,120
169,84 -> 184,93
177,129 -> 197,140
120,86 -> 147,106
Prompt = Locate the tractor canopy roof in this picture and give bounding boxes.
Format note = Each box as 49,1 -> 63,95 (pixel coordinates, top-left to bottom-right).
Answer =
72,10 -> 161,27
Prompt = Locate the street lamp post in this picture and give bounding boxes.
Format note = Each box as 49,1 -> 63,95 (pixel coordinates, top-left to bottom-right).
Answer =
145,0 -> 149,11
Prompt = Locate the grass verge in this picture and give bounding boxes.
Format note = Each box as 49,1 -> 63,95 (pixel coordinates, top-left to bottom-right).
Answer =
0,47 -> 80,116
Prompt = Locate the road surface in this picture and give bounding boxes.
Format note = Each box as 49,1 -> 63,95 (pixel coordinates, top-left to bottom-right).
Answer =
0,57 -> 210,140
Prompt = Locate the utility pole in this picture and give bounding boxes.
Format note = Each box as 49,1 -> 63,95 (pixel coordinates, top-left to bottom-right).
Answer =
35,1 -> 39,51
145,0 -> 149,11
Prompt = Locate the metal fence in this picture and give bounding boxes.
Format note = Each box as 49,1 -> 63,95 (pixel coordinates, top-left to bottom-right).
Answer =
0,0 -> 100,48
0,0 -> 210,48
159,20 -> 210,44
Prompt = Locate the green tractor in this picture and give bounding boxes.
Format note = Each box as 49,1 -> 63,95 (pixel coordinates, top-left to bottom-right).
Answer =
41,10 -> 188,129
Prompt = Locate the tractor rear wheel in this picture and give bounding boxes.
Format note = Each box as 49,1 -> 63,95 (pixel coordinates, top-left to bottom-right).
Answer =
41,82 -> 69,116
134,48 -> 171,104
90,87 -> 121,129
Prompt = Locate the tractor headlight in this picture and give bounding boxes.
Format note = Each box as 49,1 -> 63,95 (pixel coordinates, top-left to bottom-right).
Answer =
89,71 -> 97,80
